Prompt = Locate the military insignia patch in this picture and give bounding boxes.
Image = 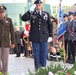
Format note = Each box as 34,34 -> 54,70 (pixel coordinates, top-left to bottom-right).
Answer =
33,20 -> 35,23
43,13 -> 48,20
32,15 -> 36,19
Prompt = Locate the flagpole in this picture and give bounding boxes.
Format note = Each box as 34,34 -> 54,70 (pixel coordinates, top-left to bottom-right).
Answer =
60,0 -> 66,63
58,0 -> 66,63
63,35 -> 66,63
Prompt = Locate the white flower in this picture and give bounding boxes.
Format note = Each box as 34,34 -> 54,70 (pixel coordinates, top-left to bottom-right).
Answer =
74,71 -> 76,74
21,72 -> 25,75
48,71 -> 54,75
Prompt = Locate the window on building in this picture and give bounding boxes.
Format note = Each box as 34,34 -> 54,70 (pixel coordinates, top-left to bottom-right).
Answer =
19,14 -> 22,26
52,6 -> 56,13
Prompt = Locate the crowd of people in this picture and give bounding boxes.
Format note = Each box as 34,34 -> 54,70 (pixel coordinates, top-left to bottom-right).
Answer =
0,0 -> 76,75
63,11 -> 76,64
14,26 -> 33,58
48,11 -> 76,65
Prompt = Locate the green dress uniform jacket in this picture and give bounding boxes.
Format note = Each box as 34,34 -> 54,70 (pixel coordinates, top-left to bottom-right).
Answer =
0,17 -> 15,47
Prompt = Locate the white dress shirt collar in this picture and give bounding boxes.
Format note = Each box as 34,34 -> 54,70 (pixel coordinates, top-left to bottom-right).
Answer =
36,10 -> 42,15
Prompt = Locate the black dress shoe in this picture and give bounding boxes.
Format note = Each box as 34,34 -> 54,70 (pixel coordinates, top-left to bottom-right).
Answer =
15,56 -> 20,57
70,60 -> 75,64
66,60 -> 71,63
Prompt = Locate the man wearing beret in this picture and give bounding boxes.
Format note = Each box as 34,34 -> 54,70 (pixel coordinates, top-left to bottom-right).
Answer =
0,6 -> 15,75
21,0 -> 53,70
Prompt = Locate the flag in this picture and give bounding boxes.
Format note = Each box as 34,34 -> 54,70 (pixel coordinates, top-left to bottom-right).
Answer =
23,22 -> 29,37
57,1 -> 66,41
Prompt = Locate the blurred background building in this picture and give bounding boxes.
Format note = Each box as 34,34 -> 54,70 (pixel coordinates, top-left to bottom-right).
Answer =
0,3 -> 50,31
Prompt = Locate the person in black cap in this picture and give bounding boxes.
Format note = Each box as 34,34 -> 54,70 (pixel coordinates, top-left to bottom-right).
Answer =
21,0 -> 53,70
0,6 -> 15,75
67,11 -> 75,64
0,6 -> 7,19
63,14 -> 69,61
34,0 -> 42,4
72,12 -> 76,63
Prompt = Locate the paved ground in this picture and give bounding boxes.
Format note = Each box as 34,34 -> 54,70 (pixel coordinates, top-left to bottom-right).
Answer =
8,54 -> 73,75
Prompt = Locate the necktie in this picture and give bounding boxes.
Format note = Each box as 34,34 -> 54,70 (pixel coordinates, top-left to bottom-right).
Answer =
38,11 -> 40,16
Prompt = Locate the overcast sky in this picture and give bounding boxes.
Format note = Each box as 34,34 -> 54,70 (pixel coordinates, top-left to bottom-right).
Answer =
0,0 -> 76,6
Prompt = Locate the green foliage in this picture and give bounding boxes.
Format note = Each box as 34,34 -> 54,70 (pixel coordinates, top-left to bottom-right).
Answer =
59,48 -> 64,58
66,68 -> 75,75
48,63 -> 62,73
0,72 -> 3,75
72,62 -> 76,70
29,62 -> 76,75
66,63 -> 76,75
28,69 -> 34,75
56,71 -> 65,75
35,67 -> 48,75
0,72 -> 9,75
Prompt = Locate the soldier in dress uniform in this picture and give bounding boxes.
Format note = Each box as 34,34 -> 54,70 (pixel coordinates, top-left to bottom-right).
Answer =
0,6 -> 15,74
63,14 -> 69,61
21,0 -> 53,70
67,12 -> 75,64
72,12 -> 76,63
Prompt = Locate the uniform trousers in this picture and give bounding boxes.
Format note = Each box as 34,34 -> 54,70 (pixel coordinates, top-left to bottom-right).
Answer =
65,40 -> 68,59
65,40 -> 68,53
68,40 -> 75,60
32,42 -> 48,70
73,41 -> 76,62
0,48 -> 9,75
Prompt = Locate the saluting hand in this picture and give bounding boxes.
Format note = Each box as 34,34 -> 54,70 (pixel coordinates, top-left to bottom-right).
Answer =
29,4 -> 36,13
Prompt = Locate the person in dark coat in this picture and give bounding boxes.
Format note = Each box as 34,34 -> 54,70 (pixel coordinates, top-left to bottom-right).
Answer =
67,12 -> 75,64
63,14 -> 69,61
21,0 -> 53,70
72,12 -> 76,63
0,6 -> 15,75
14,27 -> 21,57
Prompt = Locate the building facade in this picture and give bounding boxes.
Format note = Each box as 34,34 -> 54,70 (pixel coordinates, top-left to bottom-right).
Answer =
0,3 -> 50,31
51,6 -> 70,18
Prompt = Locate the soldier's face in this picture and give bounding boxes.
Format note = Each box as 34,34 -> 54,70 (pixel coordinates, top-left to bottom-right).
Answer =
74,16 -> 76,20
68,15 -> 74,20
64,17 -> 68,21
36,4 -> 42,11
0,12 -> 5,18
